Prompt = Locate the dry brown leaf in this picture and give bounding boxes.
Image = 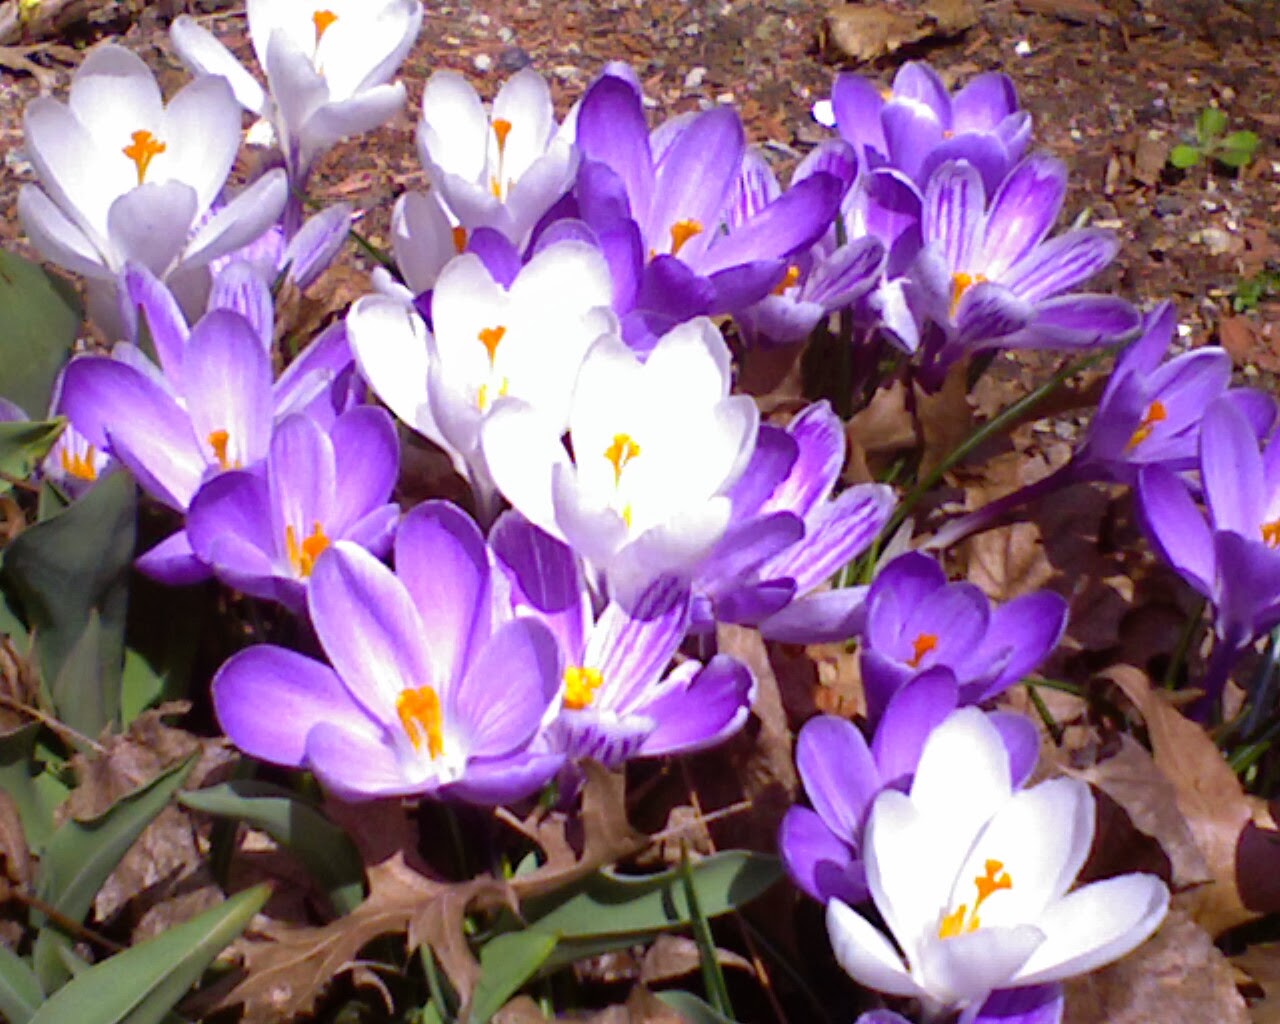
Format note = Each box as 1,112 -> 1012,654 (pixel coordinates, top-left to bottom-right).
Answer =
845,380 -> 916,485
1104,665 -> 1280,935
964,520 -> 1054,602
639,934 -> 752,985
0,790 -> 32,891
738,342 -> 807,415
1232,942 -> 1280,1023
915,367 -> 974,481
1063,906 -> 1248,1023
820,0 -> 978,63
1015,0 -> 1110,24
274,263 -> 370,354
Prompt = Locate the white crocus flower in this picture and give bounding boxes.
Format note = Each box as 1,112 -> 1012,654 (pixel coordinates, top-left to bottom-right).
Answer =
826,708 -> 1168,1023
481,317 -> 759,603
171,0 -> 422,190
349,241 -> 615,516
18,44 -> 287,333
371,189 -> 462,302
417,69 -> 578,247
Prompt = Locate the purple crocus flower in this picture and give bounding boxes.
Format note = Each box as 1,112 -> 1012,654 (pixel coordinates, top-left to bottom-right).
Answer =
1138,394 -> 1280,712
213,501 -> 565,804
779,668 -> 1039,905
693,401 -> 896,644
491,512 -> 756,767
186,409 -> 400,613
860,552 -> 1067,720
0,387 -> 115,499
830,61 -> 1032,197
854,983 -> 1064,1024
907,155 -> 1140,387
562,69 -> 845,352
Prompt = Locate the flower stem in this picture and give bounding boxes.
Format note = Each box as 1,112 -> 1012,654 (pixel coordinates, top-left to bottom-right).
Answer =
922,461 -> 1086,552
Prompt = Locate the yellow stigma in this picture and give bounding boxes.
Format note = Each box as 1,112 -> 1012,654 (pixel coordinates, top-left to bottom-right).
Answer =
123,130 -> 166,185
478,325 -> 506,365
949,271 -> 987,318
207,429 -> 236,470
59,444 -> 98,482
452,225 -> 468,254
938,859 -> 1013,939
772,264 -> 801,296
563,666 -> 604,710
1126,399 -> 1168,451
312,9 -> 338,41
396,685 -> 445,760
285,521 -> 330,578
669,219 -> 703,256
604,433 -> 641,484
1264,521 -> 1280,548
907,632 -> 938,669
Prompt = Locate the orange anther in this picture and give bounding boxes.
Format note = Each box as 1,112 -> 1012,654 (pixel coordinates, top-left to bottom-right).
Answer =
563,666 -> 604,710
1264,521 -> 1280,548
1126,399 -> 1168,451
949,271 -> 987,318
286,521 -> 330,578
452,225 -> 468,254
478,325 -> 506,364
772,264 -> 802,296
59,444 -> 98,482
492,118 -> 513,150
396,686 -> 445,759
907,632 -> 938,669
669,219 -> 703,256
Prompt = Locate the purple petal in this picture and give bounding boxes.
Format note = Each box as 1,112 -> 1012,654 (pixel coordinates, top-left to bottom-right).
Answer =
443,751 -> 566,805
491,512 -> 589,656
871,665 -> 958,784
701,173 -> 844,275
1136,466 -> 1215,597
1008,294 -> 1140,350
121,264 -> 189,387
980,155 -> 1067,277
921,133 -> 1014,206
466,227 -> 522,289
779,805 -> 868,905
267,414 -> 335,557
700,513 -> 806,597
987,710 -> 1041,788
725,424 -> 798,520
1002,230 -> 1120,304
134,529 -> 213,584
395,500 -> 493,690
883,100 -> 944,182
973,984 -> 1064,1024
637,255 -> 717,321
455,618 -> 562,758
860,648 -> 915,723
183,309 -> 273,470
865,552 -> 947,651
284,203 -> 351,289
187,470 -> 277,592
328,406 -> 399,534
1202,394 -> 1266,535
923,159 -> 984,272
638,653 -> 755,756
891,62 -> 950,122
854,168 -> 923,265
708,259 -> 789,315
763,401 -> 844,516
796,714 -> 880,840
727,148 -> 781,228
1215,531 -> 1280,644
305,721 -> 419,801
806,236 -> 886,311
715,579 -> 798,624
764,485 -> 896,594
273,322 -> 355,424
965,591 -> 1069,701
590,575 -> 691,709
213,645 -> 368,767
954,73 -> 1020,132
758,586 -> 869,644
831,73 -> 887,156
955,281 -> 1036,347
794,138 -> 858,194
208,261 -> 273,352
647,106 -> 744,261
576,75 -> 654,224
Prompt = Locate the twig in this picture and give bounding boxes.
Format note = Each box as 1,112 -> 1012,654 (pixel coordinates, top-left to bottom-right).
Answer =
2,882 -> 125,954
0,692 -> 107,754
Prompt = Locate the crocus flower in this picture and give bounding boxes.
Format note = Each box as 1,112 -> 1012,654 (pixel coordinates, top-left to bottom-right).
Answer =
826,708 -> 1168,1022
854,985 -> 1065,1024
186,409 -> 400,613
567,69 -> 845,352
491,513 -> 755,767
692,401 -> 896,644
18,43 -> 287,331
1138,394 -> 1280,712
206,202 -> 354,292
0,390 -> 115,499
171,0 -> 422,212
907,155 -> 1140,387
213,501 -> 565,803
860,552 -> 1068,721
780,670 -> 1039,907
830,61 -> 1032,196
416,69 -> 578,247
349,241 -> 616,517
481,317 -> 759,603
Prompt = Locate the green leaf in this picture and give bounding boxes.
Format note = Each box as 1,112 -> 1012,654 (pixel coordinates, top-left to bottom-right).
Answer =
1217,130 -> 1260,168
0,251 -> 80,417
521,852 -> 782,968
0,944 -> 43,1024
1168,144 -> 1204,169
2,471 -> 137,736
28,883 -> 269,1024
656,990 -> 741,1024
33,754 -> 196,991
1196,106 -> 1229,143
179,780 -> 365,914
465,931 -> 557,1024
0,419 -> 65,495
0,723 -> 60,851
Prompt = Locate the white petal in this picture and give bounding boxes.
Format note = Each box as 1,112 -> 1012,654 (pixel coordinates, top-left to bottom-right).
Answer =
23,97 -> 120,248
393,190 -> 458,294
607,498 -> 732,604
504,141 -> 579,244
346,293 -> 442,445
300,84 -> 407,179
182,170 -> 288,271
917,925 -> 1044,1008
481,398 -> 570,537
161,75 -> 241,214
69,44 -> 164,154
826,899 -> 923,999
18,185 -> 111,279
169,16 -> 267,114
642,317 -> 734,408
107,182 -> 198,278
419,70 -> 488,182
430,252 -> 511,384
1013,874 -> 1169,985
492,68 -> 555,179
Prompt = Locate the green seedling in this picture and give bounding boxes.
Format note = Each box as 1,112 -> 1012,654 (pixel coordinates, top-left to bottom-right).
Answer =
1233,266 -> 1280,313
1169,106 -> 1260,171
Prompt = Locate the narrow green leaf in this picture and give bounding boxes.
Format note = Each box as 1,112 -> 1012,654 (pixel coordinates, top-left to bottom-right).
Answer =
679,846 -> 733,1019
1168,144 -> 1204,169
521,852 -> 782,968
656,990 -> 741,1024
33,755 -> 196,991
0,419 -> 65,495
0,722 -> 58,851
28,884 -> 269,1024
465,931 -> 557,1024
1196,106 -> 1228,143
0,251 -> 80,417
0,944 -> 43,1024
2,471 -> 137,736
179,780 -> 365,914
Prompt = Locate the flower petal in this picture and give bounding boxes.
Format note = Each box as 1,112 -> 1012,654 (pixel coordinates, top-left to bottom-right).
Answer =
779,805 -> 868,905
797,714 -> 881,841
826,899 -> 923,999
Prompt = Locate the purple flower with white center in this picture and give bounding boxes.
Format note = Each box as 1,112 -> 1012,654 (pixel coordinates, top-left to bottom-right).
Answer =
213,501 -> 565,804
1138,394 -> 1280,713
491,513 -> 756,767
0,390 -> 115,499
830,61 -> 1032,197
780,669 -> 1039,906
186,409 -> 399,613
564,69 -> 845,352
908,155 -> 1140,387
693,401 -> 896,644
860,552 -> 1068,721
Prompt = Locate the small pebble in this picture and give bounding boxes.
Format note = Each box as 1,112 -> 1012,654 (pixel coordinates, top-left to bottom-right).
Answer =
684,66 -> 707,90
473,53 -> 493,72
1014,40 -> 1033,56
497,46 -> 531,72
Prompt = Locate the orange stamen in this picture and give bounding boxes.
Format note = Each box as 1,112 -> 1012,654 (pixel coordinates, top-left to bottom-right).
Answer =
123,130 -> 166,185
604,433 -> 641,484
286,521 -> 330,578
563,666 -> 604,710
312,9 -> 338,42
59,444 -> 98,482
669,219 -> 703,256
396,686 -> 445,759
207,429 -> 233,470
772,264 -> 802,296
1126,399 -> 1168,451
1263,521 -> 1280,548
452,225 -> 468,254
949,271 -> 987,318
907,632 -> 938,668
939,859 -> 1013,939
478,325 -> 506,365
